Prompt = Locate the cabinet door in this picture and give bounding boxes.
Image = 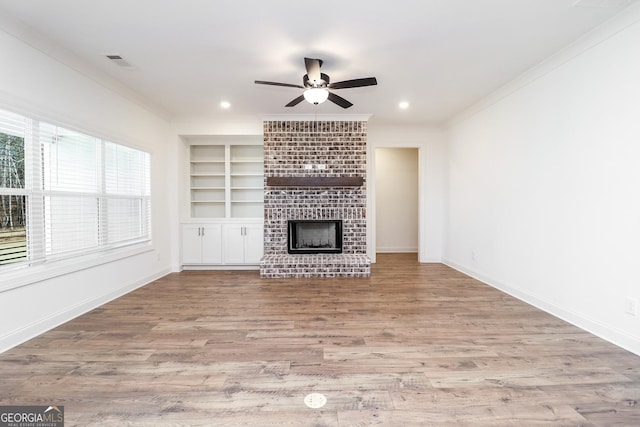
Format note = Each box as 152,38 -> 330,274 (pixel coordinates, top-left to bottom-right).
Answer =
244,224 -> 264,264
222,224 -> 245,264
182,224 -> 203,264
201,224 -> 223,264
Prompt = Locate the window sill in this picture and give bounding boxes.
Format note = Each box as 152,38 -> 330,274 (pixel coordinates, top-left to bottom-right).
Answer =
0,244 -> 154,293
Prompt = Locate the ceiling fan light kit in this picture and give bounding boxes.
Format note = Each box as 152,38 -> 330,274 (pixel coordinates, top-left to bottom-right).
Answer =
255,57 -> 377,109
303,88 -> 329,105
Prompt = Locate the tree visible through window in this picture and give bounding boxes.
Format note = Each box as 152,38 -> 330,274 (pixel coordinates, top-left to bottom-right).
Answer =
0,132 -> 27,264
0,107 -> 151,271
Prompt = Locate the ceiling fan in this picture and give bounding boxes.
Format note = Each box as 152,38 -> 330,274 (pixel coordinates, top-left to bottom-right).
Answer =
255,57 -> 377,109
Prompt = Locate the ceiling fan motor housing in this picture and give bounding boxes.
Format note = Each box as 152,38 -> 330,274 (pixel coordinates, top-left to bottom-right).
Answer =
303,73 -> 330,88
255,57 -> 377,108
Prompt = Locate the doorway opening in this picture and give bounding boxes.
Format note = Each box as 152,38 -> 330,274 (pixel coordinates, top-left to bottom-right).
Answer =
374,148 -> 419,256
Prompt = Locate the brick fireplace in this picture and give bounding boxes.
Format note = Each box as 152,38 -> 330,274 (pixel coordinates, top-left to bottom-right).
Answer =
260,120 -> 371,278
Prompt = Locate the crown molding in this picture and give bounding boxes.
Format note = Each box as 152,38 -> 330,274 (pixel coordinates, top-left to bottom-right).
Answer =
447,1 -> 640,127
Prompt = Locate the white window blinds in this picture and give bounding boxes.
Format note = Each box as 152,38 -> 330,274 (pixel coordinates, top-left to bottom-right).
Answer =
0,107 -> 151,268
103,141 -> 151,248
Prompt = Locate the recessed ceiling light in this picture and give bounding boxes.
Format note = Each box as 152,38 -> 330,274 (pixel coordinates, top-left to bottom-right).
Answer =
399,101 -> 409,109
220,101 -> 231,109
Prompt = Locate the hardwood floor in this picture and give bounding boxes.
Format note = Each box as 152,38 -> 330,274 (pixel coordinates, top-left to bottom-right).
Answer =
0,253 -> 638,426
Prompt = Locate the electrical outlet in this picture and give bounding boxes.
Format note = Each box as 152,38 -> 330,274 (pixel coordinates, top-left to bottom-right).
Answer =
624,297 -> 638,316
471,250 -> 476,262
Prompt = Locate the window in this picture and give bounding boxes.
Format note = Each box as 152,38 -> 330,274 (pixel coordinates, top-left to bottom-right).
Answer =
0,107 -> 151,269
0,109 -> 27,265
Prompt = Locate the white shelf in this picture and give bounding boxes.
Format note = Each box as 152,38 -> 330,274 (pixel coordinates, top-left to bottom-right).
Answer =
191,160 -> 224,163
189,142 -> 263,219
191,172 -> 227,176
192,187 -> 226,190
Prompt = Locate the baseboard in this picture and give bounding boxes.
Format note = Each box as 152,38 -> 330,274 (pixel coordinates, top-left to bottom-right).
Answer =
0,268 -> 171,353
182,264 -> 260,271
419,257 -> 442,263
442,258 -> 640,357
376,247 -> 418,253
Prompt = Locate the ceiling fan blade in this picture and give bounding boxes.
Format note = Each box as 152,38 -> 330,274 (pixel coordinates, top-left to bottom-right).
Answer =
304,57 -> 322,83
329,77 -> 378,90
285,95 -> 305,107
327,92 -> 353,109
255,80 -> 304,89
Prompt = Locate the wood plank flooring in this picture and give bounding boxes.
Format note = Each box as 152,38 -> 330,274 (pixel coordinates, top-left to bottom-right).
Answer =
0,253 -> 638,426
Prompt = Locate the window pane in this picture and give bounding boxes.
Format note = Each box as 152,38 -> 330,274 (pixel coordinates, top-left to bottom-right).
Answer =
40,123 -> 99,193
44,196 -> 99,256
104,142 -> 150,196
0,195 -> 27,264
106,198 -> 145,244
0,132 -> 25,189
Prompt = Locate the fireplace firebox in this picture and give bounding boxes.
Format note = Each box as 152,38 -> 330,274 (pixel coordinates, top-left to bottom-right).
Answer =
288,220 -> 343,254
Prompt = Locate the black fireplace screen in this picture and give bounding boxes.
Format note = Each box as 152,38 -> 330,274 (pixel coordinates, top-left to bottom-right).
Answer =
288,220 -> 343,254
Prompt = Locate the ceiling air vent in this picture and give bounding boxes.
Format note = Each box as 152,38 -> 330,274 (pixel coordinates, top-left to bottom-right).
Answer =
106,54 -> 133,68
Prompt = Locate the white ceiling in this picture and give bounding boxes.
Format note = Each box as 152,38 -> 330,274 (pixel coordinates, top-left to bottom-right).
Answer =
0,0 -> 636,125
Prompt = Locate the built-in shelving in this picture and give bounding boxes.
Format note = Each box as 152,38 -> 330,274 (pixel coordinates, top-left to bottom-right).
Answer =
190,142 -> 263,218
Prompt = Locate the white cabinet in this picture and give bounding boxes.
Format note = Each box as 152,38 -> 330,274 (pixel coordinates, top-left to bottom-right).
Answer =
223,223 -> 264,264
181,222 -> 263,268
183,137 -> 263,269
181,224 -> 222,264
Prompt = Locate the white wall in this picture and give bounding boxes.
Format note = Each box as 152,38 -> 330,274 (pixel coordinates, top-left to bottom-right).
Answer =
375,148 -> 419,253
445,5 -> 640,355
0,27 -> 174,352
368,123 -> 447,263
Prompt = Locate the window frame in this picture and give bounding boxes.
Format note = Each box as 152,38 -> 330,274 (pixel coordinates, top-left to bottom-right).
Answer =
0,106 -> 153,291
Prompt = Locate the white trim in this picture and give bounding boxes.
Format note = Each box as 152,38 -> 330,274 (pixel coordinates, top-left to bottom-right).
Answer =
0,20 -> 169,120
368,145 -> 425,264
377,247 -> 419,253
180,218 -> 263,225
367,147 -> 377,261
0,244 -> 154,292
447,1 -> 640,127
0,90 -> 155,155
0,267 -> 170,354
443,258 -> 640,357
182,265 -> 259,271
